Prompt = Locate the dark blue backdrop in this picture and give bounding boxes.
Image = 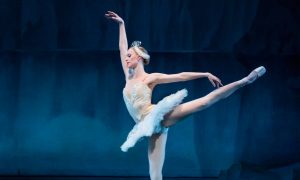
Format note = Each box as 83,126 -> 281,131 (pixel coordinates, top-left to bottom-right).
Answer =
0,0 -> 299,177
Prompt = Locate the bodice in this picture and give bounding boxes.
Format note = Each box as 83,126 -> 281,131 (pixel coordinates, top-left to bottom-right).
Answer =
123,82 -> 154,123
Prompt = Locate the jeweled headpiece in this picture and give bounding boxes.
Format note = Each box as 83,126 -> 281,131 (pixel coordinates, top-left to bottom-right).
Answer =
131,41 -> 150,60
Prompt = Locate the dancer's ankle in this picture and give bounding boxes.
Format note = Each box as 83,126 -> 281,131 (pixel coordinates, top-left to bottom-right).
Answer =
239,78 -> 249,87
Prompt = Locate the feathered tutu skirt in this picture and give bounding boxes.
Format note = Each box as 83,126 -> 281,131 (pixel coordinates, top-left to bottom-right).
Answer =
121,89 -> 188,152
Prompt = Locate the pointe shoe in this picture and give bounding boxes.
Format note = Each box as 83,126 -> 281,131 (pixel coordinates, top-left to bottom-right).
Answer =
245,66 -> 266,84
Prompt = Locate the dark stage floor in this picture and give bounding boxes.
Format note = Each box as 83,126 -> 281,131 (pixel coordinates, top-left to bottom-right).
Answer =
0,176 -> 216,180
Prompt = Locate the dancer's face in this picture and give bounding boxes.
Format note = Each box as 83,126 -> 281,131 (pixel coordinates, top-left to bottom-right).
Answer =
125,48 -> 141,68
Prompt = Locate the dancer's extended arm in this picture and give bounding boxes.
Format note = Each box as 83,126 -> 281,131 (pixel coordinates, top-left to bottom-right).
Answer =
150,72 -> 223,87
105,11 -> 128,77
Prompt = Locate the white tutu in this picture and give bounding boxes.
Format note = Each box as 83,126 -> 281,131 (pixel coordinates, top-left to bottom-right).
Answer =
121,89 -> 188,152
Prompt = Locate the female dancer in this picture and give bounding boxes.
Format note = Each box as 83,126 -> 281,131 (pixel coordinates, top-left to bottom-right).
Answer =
105,11 -> 266,180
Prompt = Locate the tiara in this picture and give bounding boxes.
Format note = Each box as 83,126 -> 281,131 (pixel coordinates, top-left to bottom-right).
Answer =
131,41 -> 142,47
131,41 -> 150,60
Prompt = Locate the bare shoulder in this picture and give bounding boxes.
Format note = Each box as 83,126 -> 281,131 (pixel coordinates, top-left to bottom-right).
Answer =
147,72 -> 164,79
145,73 -> 159,81
144,73 -> 163,86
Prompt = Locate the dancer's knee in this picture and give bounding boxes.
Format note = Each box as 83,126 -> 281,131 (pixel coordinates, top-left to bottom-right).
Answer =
197,96 -> 214,110
204,89 -> 227,105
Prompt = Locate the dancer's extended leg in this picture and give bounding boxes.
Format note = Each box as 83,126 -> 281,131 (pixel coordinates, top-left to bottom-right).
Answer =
162,66 -> 266,127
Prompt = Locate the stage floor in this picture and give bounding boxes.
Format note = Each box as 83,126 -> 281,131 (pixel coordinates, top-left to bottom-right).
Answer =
0,176 -> 216,180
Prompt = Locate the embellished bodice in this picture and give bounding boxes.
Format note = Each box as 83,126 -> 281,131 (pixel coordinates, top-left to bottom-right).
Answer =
123,82 -> 154,123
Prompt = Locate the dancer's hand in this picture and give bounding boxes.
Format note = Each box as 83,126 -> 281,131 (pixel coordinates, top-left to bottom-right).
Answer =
105,11 -> 124,24
208,73 -> 223,88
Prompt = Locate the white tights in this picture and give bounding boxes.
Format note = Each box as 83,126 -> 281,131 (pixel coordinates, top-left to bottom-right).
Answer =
148,132 -> 168,180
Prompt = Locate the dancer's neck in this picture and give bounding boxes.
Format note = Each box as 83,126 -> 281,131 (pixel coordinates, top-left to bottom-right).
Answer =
128,64 -> 147,80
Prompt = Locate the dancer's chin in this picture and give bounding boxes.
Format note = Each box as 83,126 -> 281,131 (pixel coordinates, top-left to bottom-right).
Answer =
126,63 -> 132,68
127,64 -> 136,69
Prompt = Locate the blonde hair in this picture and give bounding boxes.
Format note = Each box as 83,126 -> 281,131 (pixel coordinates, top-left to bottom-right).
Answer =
137,47 -> 150,65
131,41 -> 150,65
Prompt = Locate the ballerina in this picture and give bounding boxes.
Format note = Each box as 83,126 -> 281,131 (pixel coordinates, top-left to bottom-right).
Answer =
105,11 -> 266,180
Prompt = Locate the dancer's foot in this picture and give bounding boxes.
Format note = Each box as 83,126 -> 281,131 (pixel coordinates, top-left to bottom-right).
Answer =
243,66 -> 266,85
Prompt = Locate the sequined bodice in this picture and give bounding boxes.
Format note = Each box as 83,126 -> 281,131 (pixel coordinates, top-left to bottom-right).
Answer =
123,82 -> 154,122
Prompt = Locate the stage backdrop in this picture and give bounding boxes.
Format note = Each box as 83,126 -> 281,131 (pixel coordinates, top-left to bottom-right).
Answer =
0,0 -> 299,177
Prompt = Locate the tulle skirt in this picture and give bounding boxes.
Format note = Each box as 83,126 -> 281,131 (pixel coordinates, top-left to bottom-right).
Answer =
121,89 -> 188,152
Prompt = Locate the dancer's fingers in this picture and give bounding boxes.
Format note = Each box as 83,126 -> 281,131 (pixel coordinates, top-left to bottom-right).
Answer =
209,79 -> 216,87
215,78 -> 223,86
212,78 -> 221,87
105,13 -> 113,17
216,83 -> 219,88
105,12 -> 114,17
217,81 -> 222,88
105,14 -> 118,21
106,14 -> 115,18
107,11 -> 117,16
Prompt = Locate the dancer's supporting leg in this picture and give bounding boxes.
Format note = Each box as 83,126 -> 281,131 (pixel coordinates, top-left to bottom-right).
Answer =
148,132 -> 168,180
162,66 -> 266,127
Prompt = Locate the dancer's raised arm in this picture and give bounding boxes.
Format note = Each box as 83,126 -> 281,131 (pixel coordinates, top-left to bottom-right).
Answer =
105,11 -> 128,77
